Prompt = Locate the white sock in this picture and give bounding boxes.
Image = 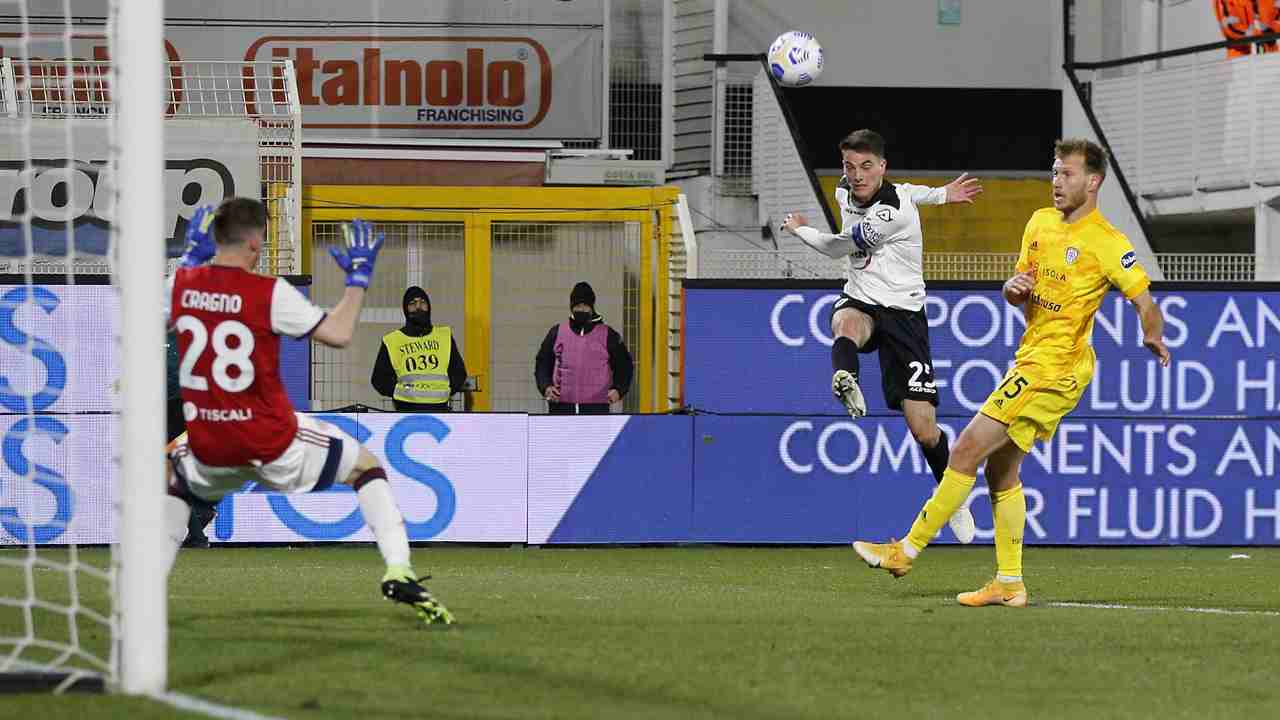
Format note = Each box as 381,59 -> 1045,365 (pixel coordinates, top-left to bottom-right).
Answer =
900,540 -> 919,559
996,574 -> 1023,584
162,495 -> 191,574
357,478 -> 412,569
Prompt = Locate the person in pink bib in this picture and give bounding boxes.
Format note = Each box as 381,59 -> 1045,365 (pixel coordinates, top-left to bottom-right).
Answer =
534,282 -> 633,414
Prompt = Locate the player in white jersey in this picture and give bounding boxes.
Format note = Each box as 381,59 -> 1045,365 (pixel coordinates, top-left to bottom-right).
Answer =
783,129 -> 983,544
164,197 -> 453,624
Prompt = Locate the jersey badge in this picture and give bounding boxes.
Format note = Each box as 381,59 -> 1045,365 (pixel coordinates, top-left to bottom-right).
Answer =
1121,250 -> 1136,269
1065,247 -> 1079,265
875,208 -> 893,222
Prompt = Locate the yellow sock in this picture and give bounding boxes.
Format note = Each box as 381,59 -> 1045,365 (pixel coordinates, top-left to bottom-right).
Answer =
905,467 -> 976,553
992,483 -> 1026,578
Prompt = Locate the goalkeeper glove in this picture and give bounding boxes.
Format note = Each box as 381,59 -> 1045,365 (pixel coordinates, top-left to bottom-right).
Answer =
328,219 -> 384,289
178,205 -> 217,267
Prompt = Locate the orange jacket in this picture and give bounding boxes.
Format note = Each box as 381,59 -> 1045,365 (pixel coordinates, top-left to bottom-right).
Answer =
1215,0 -> 1256,56
1259,0 -> 1280,29
1258,0 -> 1280,52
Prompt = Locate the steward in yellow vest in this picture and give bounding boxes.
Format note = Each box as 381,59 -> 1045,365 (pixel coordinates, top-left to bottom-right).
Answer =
371,286 -> 468,412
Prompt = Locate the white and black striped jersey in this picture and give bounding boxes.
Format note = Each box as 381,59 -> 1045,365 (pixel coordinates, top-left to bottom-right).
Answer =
794,178 -> 947,312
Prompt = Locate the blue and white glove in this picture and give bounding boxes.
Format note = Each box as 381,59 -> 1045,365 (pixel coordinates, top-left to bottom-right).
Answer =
328,218 -> 384,289
178,205 -> 217,267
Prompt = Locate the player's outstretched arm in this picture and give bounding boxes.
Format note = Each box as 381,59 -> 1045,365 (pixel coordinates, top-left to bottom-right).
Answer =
781,212 -> 855,259
313,219 -> 384,348
1002,269 -> 1036,306
1130,291 -> 1171,367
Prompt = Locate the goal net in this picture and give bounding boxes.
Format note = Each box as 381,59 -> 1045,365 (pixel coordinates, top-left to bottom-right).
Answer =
0,2 -> 299,694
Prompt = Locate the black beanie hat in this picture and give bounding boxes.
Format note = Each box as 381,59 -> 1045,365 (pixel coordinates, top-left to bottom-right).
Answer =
570,281 -> 596,308
401,284 -> 427,310
402,286 -> 429,317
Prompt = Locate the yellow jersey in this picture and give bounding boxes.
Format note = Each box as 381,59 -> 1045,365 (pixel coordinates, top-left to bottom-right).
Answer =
1012,207 -> 1151,383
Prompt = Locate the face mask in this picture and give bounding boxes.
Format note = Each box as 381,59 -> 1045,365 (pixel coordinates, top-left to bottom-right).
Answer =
407,310 -> 431,327
571,310 -> 593,326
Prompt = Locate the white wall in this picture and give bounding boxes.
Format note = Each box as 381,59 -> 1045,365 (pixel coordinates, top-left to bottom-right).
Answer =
1075,0 -> 1230,70
671,176 -> 763,253
728,0 -> 1059,88
1069,0 -> 1162,68
1258,200 -> 1280,280
1156,0 -> 1243,69
1162,0 -> 1223,52
1055,0 -> 1159,271
1069,0 -> 1228,71
1061,81 -> 1159,274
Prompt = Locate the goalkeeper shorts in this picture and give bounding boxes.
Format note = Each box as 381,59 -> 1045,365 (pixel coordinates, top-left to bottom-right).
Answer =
169,413 -> 361,503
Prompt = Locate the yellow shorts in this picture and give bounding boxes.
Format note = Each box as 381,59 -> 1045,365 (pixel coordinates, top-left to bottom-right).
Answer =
979,365 -> 1086,452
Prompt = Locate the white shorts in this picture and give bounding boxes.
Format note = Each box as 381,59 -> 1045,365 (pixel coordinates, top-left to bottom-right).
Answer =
169,413 -> 361,504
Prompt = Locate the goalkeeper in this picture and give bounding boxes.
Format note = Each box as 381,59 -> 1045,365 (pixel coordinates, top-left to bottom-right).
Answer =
163,199 -> 454,625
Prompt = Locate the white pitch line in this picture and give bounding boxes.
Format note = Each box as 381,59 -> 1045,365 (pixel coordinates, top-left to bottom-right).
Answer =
1050,601 -> 1280,617
150,691 -> 287,720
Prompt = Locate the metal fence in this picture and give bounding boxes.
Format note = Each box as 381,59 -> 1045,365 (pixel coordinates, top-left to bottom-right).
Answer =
699,250 -> 1263,283
0,58 -> 302,274
304,186 -> 678,414
698,251 -> 1022,280
310,221 -> 467,412
610,55 -> 662,161
609,0 -> 664,162
716,72 -> 754,196
489,221 -> 641,414
309,219 -> 645,414
1156,253 -> 1257,282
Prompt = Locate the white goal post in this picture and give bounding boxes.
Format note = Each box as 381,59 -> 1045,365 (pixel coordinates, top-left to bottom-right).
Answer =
114,0 -> 168,694
0,10 -> 300,694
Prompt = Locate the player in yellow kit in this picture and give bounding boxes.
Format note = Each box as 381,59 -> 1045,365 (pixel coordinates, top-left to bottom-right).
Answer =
851,138 -> 1172,606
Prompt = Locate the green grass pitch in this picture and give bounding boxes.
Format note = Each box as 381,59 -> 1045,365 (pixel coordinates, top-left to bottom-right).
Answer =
3,545 -> 1278,719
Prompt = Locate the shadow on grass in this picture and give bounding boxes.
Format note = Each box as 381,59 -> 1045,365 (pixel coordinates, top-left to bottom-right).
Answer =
171,608 -> 372,627
169,628 -> 798,720
420,644 -> 793,720
171,633 -> 382,690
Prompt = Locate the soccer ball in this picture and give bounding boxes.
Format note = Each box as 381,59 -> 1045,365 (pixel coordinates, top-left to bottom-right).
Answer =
767,31 -> 824,87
